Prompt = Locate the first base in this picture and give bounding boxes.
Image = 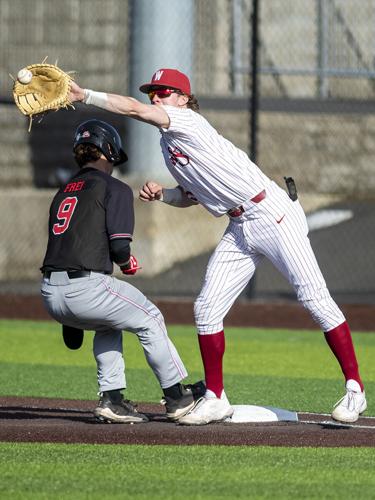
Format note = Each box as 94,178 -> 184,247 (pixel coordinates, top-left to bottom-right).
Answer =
226,405 -> 298,423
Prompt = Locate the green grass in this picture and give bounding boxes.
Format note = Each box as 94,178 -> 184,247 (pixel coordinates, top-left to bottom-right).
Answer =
1,443 -> 375,499
1,320 -> 374,414
0,319 -> 374,499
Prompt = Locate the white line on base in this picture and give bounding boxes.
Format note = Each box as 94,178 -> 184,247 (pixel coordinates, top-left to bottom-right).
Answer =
299,420 -> 375,430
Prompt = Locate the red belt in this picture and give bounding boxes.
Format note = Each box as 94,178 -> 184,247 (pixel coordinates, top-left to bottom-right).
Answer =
227,190 -> 266,217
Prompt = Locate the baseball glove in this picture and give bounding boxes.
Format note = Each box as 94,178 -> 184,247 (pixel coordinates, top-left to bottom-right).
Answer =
12,61 -> 74,130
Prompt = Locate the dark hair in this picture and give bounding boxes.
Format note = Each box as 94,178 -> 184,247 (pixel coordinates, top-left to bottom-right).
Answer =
187,94 -> 200,112
74,144 -> 102,167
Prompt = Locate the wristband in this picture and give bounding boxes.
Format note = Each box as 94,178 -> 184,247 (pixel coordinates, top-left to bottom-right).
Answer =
83,89 -> 109,109
161,186 -> 198,207
161,187 -> 183,205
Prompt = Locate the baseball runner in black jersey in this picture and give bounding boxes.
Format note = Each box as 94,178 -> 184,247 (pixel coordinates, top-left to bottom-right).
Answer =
41,119 -> 205,423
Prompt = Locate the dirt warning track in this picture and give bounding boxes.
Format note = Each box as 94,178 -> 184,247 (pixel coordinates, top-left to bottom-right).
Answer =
1,396 -> 374,447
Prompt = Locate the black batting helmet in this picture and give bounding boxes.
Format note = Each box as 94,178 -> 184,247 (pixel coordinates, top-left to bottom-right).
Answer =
73,119 -> 128,166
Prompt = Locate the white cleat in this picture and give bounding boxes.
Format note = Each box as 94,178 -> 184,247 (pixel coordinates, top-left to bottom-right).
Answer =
178,390 -> 234,425
331,379 -> 367,423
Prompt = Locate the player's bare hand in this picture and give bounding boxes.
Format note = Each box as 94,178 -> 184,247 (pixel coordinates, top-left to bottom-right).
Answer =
69,80 -> 85,103
139,181 -> 163,202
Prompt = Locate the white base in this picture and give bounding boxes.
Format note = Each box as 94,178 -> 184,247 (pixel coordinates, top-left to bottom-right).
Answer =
225,405 -> 298,423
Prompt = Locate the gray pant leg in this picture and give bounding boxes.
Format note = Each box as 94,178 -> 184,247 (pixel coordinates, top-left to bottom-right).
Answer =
126,298 -> 188,388
103,279 -> 188,388
41,273 -> 188,391
93,328 -> 125,393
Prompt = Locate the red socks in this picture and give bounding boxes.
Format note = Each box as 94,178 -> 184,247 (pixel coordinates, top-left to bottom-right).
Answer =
198,322 -> 364,399
198,330 -> 225,398
324,321 -> 364,391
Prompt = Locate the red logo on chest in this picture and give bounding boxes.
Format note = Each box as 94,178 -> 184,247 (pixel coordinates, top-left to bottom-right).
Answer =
168,146 -> 190,167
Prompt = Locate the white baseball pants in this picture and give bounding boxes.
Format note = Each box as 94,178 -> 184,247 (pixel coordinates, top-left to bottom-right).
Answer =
194,181 -> 345,334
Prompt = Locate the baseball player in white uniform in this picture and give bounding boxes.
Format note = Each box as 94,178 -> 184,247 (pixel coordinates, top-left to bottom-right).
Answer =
69,68 -> 367,425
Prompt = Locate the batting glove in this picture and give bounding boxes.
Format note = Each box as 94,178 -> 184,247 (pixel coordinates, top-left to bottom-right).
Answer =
121,255 -> 141,275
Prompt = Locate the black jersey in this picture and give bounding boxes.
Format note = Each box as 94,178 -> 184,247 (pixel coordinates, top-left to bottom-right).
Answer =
41,167 -> 134,274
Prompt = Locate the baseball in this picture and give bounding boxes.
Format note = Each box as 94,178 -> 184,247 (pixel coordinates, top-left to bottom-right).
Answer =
17,68 -> 32,84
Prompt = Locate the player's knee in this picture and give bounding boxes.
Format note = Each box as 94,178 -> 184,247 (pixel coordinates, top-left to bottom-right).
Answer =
297,284 -> 331,307
299,295 -> 345,332
194,298 -> 224,333
194,296 -> 207,324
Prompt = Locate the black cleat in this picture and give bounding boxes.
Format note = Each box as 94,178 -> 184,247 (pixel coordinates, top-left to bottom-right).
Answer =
162,380 -> 206,422
94,391 -> 149,424
184,380 -> 206,399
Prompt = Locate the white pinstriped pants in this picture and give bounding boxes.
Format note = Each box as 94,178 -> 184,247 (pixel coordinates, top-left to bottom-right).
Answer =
194,181 -> 345,334
41,272 -> 187,392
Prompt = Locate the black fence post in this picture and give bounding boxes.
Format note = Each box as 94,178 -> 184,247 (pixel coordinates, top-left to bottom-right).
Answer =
245,0 -> 260,300
250,0 -> 259,163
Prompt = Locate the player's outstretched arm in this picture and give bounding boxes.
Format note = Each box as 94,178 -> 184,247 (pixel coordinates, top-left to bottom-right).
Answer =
69,81 -> 169,128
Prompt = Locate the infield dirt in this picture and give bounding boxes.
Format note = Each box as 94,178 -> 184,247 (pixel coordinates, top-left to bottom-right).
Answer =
1,295 -> 374,447
1,396 -> 375,447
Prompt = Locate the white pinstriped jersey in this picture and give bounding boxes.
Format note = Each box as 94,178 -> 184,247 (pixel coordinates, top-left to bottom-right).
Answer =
157,105 -> 345,335
159,105 -> 270,217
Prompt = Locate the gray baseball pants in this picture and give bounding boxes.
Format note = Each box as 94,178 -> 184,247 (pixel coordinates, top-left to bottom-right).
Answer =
41,272 -> 188,392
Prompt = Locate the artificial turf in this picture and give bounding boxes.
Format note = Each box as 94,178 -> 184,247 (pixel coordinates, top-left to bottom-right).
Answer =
1,443 -> 375,499
0,320 -> 373,414
0,319 -> 374,499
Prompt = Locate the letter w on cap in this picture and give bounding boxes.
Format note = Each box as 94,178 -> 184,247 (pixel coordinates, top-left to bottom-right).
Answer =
153,70 -> 164,81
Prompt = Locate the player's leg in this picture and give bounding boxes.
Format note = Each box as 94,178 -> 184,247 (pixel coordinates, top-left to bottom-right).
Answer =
179,227 -> 263,425
99,276 -> 188,385
92,327 -> 148,423
41,274 -> 148,424
46,272 -> 203,421
259,202 -> 365,421
97,275 -> 205,420
58,273 -> 187,387
195,231 -> 262,391
93,328 -> 125,393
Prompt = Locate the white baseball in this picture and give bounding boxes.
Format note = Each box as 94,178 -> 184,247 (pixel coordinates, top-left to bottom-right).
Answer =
17,68 -> 33,84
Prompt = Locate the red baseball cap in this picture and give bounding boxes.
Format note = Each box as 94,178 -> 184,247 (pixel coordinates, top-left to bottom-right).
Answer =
139,68 -> 191,95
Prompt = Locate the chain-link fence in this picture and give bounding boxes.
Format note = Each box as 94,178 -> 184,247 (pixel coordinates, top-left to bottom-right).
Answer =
0,0 -> 374,303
